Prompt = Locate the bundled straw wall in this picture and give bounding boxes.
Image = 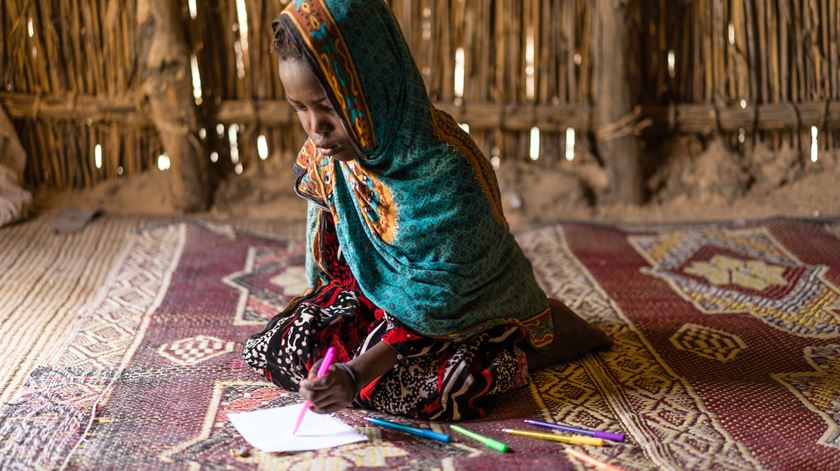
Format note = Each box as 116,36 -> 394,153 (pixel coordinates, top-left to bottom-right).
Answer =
634,0 -> 840,148
1,0 -> 838,192
1,1 -> 163,188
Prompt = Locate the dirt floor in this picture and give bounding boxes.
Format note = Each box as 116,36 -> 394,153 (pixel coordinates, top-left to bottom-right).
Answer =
34,137 -> 840,231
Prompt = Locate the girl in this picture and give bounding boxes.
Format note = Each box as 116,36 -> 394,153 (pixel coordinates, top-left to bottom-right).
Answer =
243,0 -> 611,421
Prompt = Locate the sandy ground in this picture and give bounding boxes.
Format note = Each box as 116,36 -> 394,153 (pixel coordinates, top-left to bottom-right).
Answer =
34,137 -> 840,231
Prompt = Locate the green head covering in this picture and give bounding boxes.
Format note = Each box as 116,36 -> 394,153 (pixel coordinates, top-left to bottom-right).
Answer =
275,0 -> 552,344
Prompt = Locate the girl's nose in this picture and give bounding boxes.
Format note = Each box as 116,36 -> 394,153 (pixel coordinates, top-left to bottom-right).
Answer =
310,112 -> 333,135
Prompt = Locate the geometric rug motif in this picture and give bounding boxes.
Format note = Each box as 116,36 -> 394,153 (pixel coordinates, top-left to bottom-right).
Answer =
669,323 -> 747,363
825,222 -> 840,242
629,227 -> 840,337
521,226 -> 762,471
2,218 -> 839,470
223,245 -> 307,325
0,223 -> 184,470
158,381 -> 412,469
157,335 -> 235,366
772,344 -> 840,449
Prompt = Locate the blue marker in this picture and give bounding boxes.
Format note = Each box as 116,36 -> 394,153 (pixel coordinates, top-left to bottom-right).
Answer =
364,417 -> 451,443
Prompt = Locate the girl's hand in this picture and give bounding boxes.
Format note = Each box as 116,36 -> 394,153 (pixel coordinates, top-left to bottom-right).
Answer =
300,342 -> 399,414
299,362 -> 355,414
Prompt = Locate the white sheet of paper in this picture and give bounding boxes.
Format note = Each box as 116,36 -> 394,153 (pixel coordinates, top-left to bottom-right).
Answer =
228,404 -> 368,452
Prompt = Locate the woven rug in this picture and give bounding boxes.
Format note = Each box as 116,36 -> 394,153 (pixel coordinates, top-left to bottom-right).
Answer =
1,218 -> 839,470
0,214 -> 304,408
0,216 -> 138,406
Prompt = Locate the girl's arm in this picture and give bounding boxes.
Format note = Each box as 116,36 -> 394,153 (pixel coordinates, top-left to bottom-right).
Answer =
299,342 -> 398,413
347,341 -> 399,388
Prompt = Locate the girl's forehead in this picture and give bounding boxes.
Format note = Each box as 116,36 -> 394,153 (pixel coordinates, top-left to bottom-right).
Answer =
279,59 -> 327,100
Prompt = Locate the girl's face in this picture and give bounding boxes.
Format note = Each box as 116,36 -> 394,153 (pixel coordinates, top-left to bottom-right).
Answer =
278,58 -> 358,162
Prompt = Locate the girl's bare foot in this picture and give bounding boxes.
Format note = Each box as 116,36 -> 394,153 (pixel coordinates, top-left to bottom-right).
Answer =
524,298 -> 612,371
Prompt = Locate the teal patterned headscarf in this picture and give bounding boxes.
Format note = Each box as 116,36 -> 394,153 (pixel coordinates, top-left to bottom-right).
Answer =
275,0 -> 552,344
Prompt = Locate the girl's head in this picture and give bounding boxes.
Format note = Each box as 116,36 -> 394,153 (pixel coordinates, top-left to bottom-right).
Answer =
272,0 -> 434,164
272,28 -> 358,162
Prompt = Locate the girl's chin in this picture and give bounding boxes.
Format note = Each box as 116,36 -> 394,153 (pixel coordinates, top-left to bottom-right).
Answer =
332,151 -> 358,162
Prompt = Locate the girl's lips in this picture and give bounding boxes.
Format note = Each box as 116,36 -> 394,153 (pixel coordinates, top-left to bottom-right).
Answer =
318,145 -> 338,156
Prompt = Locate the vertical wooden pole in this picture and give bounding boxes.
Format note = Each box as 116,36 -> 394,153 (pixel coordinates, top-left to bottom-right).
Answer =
137,0 -> 209,211
0,104 -> 27,181
593,0 -> 643,204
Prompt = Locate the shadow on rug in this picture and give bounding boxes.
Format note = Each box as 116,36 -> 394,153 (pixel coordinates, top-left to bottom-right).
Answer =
1,218 -> 839,470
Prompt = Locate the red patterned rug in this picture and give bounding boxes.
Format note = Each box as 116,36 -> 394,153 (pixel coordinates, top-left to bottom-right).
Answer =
1,218 -> 839,470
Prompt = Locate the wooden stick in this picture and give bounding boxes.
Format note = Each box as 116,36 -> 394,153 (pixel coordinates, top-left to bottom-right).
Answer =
5,92 -> 840,134
593,0 -> 643,204
137,0 -> 209,211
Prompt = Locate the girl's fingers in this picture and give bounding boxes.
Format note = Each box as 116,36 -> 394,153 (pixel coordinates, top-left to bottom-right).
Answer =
312,389 -> 342,405
311,399 -> 344,414
308,359 -> 323,379
300,378 -> 327,391
301,371 -> 341,390
301,382 -> 342,403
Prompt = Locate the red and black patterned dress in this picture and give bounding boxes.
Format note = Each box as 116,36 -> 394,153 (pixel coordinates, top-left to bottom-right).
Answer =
243,215 -> 532,421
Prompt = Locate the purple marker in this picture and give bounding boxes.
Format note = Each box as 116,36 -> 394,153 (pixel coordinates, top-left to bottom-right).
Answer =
524,419 -> 626,443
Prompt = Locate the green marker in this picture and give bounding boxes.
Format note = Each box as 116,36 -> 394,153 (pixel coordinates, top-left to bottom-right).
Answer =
450,425 -> 511,453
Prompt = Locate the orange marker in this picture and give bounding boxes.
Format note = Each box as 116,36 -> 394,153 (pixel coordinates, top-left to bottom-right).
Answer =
566,448 -> 627,471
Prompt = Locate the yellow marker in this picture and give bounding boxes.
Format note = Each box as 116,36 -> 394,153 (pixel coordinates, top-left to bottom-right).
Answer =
502,428 -> 604,446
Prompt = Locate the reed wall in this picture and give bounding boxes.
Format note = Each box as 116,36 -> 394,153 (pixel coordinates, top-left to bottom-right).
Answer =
1,0 -> 838,190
